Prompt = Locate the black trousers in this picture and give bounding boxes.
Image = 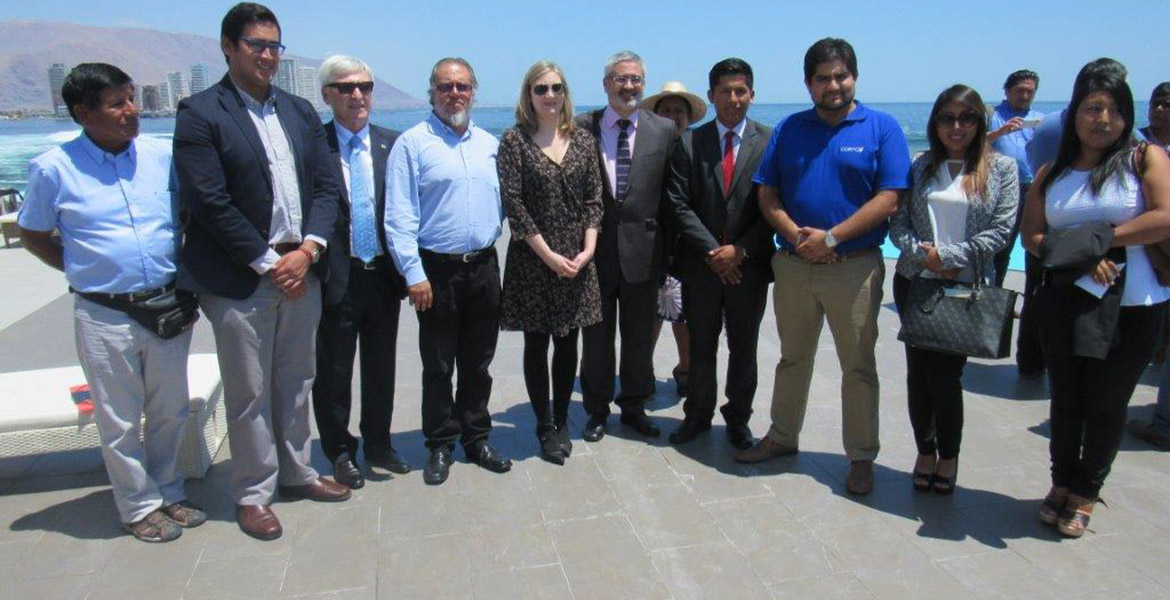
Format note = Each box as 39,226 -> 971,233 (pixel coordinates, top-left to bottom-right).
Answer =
893,274 -> 968,459
523,330 -> 579,427
1016,251 -> 1046,372
313,258 -> 402,463
416,250 -> 500,451
1045,302 -> 1166,498
581,276 -> 657,417
681,269 -> 769,426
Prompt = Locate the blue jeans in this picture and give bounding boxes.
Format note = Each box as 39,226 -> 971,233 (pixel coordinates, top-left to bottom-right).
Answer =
1156,362 -> 1170,435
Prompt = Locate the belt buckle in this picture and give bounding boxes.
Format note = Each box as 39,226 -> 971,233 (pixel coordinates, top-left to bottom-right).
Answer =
363,260 -> 378,270
461,251 -> 477,263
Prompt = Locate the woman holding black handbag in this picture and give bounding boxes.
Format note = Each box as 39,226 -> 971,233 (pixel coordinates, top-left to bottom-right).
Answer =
890,84 -> 1019,494
1022,69 -> 1170,537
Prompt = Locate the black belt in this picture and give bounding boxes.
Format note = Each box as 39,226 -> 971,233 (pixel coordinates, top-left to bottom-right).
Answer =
777,247 -> 877,262
75,283 -> 175,304
351,256 -> 382,271
420,247 -> 494,264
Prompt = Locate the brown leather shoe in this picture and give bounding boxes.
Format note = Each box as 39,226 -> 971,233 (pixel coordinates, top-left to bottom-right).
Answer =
735,436 -> 798,463
236,504 -> 282,541
846,460 -> 875,495
278,478 -> 352,502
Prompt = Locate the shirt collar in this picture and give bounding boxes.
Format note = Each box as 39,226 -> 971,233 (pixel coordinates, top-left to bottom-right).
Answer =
336,121 -> 370,150
602,106 -> 639,131
78,132 -> 135,166
716,118 -> 747,141
996,100 -> 1035,118
427,111 -> 474,141
229,75 -> 275,109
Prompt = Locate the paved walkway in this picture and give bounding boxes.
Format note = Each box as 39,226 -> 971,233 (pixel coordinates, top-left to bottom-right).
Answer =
0,245 -> 1168,600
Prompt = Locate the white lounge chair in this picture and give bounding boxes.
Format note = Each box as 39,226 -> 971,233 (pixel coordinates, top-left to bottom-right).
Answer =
0,353 -> 225,478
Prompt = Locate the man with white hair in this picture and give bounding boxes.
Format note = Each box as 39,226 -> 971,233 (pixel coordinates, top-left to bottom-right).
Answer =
385,57 -> 512,485
312,55 -> 409,490
574,51 -> 679,442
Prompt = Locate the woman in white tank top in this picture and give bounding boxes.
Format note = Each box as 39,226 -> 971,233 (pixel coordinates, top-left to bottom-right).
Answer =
1021,69 -> 1170,538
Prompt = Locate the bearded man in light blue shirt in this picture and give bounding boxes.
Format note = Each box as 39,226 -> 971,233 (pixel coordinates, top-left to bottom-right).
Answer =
385,57 -> 512,486
18,63 -> 205,543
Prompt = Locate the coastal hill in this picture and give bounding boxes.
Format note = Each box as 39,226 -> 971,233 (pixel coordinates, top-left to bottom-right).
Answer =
0,20 -> 424,111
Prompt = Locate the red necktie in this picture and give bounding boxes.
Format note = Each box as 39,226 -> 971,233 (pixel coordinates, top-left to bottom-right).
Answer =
722,130 -> 736,198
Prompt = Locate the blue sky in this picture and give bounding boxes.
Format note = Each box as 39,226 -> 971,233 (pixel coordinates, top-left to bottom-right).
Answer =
6,1 -> 1168,106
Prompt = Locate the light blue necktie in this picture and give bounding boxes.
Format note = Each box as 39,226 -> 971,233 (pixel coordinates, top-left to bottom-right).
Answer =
347,134 -> 378,263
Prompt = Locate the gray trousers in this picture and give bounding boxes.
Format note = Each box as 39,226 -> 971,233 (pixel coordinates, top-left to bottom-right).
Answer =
73,296 -> 193,524
200,274 -> 321,505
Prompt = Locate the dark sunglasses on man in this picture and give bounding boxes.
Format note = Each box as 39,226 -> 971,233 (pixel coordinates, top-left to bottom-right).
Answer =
435,82 -> 473,93
239,36 -> 286,55
326,81 -> 374,95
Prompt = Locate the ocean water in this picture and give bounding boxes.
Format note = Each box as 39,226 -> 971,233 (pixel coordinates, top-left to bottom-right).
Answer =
0,101 -> 1143,271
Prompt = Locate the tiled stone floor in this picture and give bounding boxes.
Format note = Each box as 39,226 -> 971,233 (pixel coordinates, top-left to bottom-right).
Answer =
2,259 -> 1169,599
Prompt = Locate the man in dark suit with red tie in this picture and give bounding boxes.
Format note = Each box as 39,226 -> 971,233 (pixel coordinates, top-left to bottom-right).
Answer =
313,55 -> 409,490
665,58 -> 773,450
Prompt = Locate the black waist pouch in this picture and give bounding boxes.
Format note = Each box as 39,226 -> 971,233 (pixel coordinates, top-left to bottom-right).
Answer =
79,289 -> 200,340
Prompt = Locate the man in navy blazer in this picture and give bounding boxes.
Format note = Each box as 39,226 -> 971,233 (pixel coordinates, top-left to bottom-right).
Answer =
173,2 -> 348,541
312,54 -> 409,490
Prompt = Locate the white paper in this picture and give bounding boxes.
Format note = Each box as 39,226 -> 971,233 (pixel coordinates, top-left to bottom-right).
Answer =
1074,263 -> 1125,298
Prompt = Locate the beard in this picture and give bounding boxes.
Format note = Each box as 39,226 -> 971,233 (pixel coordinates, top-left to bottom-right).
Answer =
815,91 -> 853,113
435,99 -> 472,129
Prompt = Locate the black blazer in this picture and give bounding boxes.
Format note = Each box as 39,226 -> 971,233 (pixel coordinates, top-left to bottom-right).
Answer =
174,74 -> 342,300
666,119 -> 774,285
574,108 -> 677,285
321,121 -> 405,306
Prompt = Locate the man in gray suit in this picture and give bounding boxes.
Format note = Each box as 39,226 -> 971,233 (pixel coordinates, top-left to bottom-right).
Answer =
575,51 -> 678,442
665,58 -> 773,451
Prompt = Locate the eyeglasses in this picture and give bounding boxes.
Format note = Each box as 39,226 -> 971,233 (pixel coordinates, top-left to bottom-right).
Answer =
435,82 -> 473,93
326,81 -> 374,95
532,83 -> 564,96
938,112 -> 981,128
610,74 -> 644,86
239,37 -> 285,55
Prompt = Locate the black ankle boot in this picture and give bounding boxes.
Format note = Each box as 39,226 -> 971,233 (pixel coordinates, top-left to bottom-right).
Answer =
554,419 -> 573,458
537,424 -> 565,465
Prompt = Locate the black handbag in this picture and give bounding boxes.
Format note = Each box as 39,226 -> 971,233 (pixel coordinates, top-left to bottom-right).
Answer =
897,254 -> 1018,359
79,288 -> 200,340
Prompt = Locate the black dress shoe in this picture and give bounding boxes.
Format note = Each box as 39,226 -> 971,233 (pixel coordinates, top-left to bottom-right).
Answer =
725,422 -> 754,451
620,413 -> 660,437
333,455 -> 365,489
366,448 -> 411,474
471,444 -> 513,474
582,414 -> 607,442
669,419 -> 711,444
423,446 -> 453,485
555,421 -> 573,457
537,425 -> 565,466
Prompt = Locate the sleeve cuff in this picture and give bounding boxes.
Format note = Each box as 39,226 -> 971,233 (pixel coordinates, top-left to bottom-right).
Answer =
250,249 -> 281,274
304,234 -> 327,248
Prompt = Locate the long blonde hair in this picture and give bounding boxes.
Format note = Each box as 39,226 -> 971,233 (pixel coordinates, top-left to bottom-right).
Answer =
514,61 -> 574,135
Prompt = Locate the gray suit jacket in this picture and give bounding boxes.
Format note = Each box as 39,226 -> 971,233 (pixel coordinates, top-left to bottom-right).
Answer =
574,108 -> 678,285
665,118 -> 774,285
889,152 -> 1019,281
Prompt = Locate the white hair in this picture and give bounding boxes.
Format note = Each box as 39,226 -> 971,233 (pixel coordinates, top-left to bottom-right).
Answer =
604,50 -> 645,79
318,54 -> 374,87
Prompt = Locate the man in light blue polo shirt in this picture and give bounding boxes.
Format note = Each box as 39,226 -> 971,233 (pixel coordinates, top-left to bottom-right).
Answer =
736,38 -> 910,497
18,63 -> 204,543
385,57 -> 512,486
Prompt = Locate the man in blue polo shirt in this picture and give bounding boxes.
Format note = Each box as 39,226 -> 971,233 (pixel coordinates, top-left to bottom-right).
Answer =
18,64 -> 205,542
736,38 -> 910,496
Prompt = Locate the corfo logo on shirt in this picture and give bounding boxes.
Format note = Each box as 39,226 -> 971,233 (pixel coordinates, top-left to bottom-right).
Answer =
839,146 -> 866,153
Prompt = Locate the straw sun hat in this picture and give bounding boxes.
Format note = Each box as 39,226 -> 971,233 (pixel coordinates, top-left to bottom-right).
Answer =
640,81 -> 707,124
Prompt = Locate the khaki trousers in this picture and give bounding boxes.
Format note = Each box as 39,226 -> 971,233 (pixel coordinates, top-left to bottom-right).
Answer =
767,249 -> 883,461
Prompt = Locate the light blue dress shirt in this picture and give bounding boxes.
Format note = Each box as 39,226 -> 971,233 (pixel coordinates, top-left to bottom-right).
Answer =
384,112 -> 502,286
989,101 -> 1044,184
19,134 -> 178,294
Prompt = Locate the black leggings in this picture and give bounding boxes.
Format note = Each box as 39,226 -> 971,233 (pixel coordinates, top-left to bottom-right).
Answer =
523,329 -> 579,427
1045,302 -> 1166,498
894,274 -> 968,459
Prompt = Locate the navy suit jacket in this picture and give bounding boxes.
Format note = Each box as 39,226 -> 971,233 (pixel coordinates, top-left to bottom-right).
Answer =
321,121 -> 405,306
174,74 -> 342,300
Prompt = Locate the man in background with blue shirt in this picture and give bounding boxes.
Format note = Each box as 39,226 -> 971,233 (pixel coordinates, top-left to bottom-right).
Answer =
385,57 -> 512,486
737,38 -> 911,497
18,64 -> 205,543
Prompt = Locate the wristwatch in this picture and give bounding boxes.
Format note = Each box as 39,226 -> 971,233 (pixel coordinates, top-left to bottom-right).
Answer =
299,245 -> 322,264
824,229 -> 839,249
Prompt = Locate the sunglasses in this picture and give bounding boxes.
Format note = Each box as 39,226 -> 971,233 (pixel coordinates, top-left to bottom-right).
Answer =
532,83 -> 565,96
435,82 -> 473,93
326,81 -> 374,95
938,112 -> 981,128
239,37 -> 285,55
610,75 -> 644,86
